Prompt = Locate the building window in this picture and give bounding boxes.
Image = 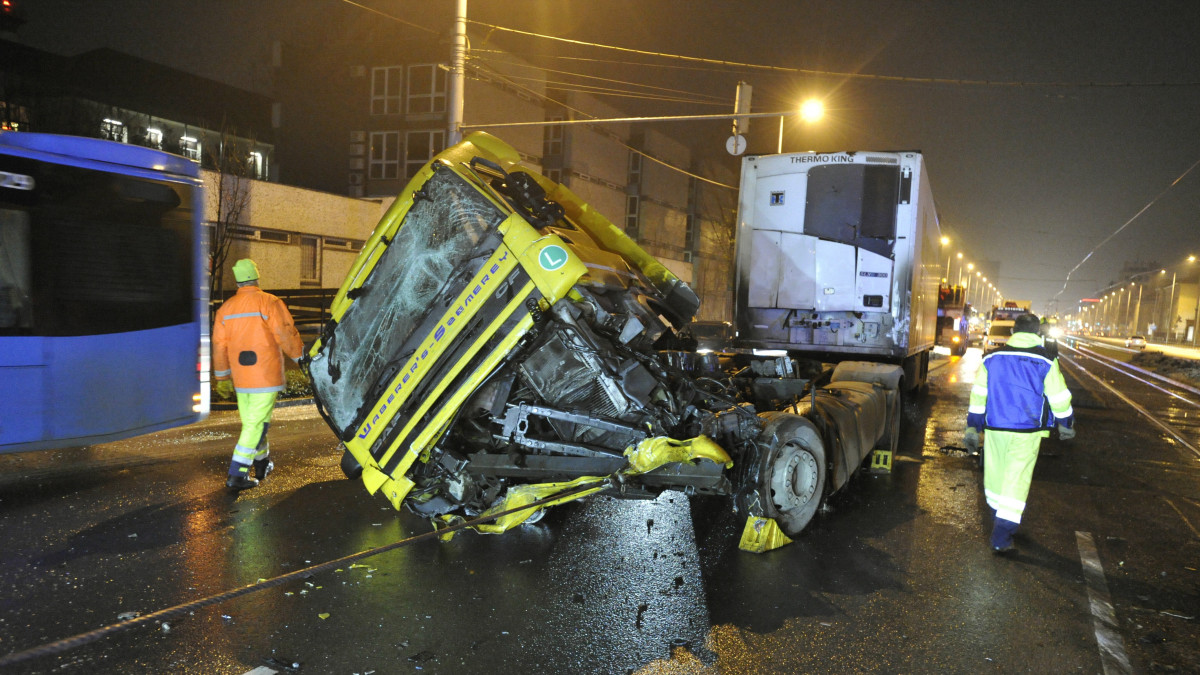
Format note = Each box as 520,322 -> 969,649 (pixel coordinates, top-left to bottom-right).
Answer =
145,127 -> 163,149
625,195 -> 640,239
407,63 -> 447,114
368,131 -> 400,180
180,136 -> 201,161
300,236 -> 320,284
628,151 -> 642,182
0,102 -> 30,131
405,130 -> 444,182
543,117 -> 563,157
370,66 -> 403,115
249,151 -> 268,180
626,148 -> 643,239
546,169 -> 562,184
101,119 -> 128,143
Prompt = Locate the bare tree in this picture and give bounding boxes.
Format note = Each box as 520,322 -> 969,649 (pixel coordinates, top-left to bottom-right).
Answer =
207,119 -> 257,309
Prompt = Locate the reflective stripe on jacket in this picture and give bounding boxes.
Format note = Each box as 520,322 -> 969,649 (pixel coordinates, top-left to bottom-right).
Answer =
968,331 -> 1073,433
213,286 -> 304,393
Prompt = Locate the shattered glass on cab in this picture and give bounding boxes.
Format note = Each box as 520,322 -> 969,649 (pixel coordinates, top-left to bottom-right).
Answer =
309,167 -> 506,434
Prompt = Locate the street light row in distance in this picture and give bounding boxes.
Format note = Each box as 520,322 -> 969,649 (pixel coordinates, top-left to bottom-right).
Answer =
939,235 -> 1002,310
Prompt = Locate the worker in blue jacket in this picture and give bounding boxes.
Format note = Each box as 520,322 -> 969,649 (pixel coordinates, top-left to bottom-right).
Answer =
964,312 -> 1074,553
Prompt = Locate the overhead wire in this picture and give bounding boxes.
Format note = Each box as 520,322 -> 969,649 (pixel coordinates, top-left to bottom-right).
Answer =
467,58 -> 737,190
468,20 -> 1200,89
471,50 -> 730,103
1053,157 -> 1200,301
477,71 -> 728,106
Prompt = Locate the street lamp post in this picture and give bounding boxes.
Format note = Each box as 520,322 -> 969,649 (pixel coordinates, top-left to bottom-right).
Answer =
1132,282 -> 1143,335
1167,270 -> 1178,343
1192,260 -> 1200,346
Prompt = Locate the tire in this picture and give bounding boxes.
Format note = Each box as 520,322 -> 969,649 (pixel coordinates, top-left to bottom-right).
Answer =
757,413 -> 827,536
340,447 -> 364,480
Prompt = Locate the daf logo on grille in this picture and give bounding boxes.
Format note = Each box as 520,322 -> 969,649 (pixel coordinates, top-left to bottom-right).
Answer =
538,244 -> 568,271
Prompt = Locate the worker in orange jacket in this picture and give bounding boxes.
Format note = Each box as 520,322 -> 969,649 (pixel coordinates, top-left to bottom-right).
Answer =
213,259 -> 305,490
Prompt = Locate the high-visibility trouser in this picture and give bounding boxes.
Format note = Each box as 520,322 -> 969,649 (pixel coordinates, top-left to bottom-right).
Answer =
228,391 -> 278,476
983,429 -> 1045,524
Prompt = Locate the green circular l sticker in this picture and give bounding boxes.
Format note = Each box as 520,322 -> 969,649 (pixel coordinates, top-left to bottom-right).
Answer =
538,244 -> 569,271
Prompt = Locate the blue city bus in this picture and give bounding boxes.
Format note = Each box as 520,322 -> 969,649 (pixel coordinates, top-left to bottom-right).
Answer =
0,132 -> 209,453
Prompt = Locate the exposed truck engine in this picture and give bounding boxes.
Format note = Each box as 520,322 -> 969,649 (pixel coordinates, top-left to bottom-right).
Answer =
305,133 -> 904,552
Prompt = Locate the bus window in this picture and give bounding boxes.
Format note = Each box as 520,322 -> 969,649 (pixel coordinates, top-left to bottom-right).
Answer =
1,159 -> 195,337
0,209 -> 32,330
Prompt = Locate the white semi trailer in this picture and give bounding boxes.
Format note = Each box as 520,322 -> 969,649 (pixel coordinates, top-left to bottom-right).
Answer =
733,151 -> 942,391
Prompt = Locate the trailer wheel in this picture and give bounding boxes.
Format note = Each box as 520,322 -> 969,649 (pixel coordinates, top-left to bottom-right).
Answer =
757,413 -> 827,536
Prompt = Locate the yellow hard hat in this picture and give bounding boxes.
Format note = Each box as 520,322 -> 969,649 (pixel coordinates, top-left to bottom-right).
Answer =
232,258 -> 260,282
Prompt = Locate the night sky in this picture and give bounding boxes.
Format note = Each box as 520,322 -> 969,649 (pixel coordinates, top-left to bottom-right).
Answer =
15,0 -> 1200,315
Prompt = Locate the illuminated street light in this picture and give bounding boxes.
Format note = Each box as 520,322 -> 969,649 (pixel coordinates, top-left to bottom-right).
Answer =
779,98 -> 824,153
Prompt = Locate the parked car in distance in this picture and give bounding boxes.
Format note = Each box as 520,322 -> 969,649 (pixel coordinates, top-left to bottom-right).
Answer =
1125,335 -> 1147,350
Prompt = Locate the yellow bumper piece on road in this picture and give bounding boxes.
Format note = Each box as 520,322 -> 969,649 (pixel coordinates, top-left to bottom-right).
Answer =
623,435 -> 733,475
474,476 -> 608,534
738,516 -> 793,553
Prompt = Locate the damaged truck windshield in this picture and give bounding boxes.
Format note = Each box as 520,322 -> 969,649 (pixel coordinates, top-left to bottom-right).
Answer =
305,133 -> 913,553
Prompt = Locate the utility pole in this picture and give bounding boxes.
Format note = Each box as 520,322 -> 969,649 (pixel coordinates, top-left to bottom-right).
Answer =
447,0 -> 467,145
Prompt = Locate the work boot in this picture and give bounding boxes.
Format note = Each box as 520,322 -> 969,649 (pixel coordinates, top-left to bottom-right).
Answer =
991,517 -> 1019,554
254,458 -> 274,481
226,473 -> 259,490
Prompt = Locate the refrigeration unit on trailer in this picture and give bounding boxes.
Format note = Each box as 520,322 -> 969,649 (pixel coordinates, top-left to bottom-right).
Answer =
732,151 -> 942,389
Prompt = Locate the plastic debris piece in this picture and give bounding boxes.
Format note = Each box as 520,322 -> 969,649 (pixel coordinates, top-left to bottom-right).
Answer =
117,611 -> 140,621
408,651 -> 435,663
318,612 -> 331,620
349,564 -> 369,569
127,533 -> 137,538
285,592 -> 294,596
160,622 -> 170,633
221,614 -> 233,621
263,656 -> 302,671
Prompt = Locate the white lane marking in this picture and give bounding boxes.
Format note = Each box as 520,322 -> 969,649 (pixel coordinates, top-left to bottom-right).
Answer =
1075,531 -> 1132,675
1163,498 -> 1200,539
242,667 -> 278,675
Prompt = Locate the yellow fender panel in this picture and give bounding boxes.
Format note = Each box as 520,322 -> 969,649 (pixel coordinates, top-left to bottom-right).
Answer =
623,435 -> 733,475
738,517 -> 794,553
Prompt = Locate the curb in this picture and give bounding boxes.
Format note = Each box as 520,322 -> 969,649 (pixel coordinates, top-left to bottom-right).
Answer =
210,397 -> 314,412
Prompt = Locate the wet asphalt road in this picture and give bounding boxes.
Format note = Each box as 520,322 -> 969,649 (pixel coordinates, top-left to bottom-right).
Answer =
1,349 -> 1198,674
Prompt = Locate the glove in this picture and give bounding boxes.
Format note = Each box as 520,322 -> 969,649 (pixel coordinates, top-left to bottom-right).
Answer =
214,379 -> 235,399
963,427 -> 980,453
1057,424 -> 1075,441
